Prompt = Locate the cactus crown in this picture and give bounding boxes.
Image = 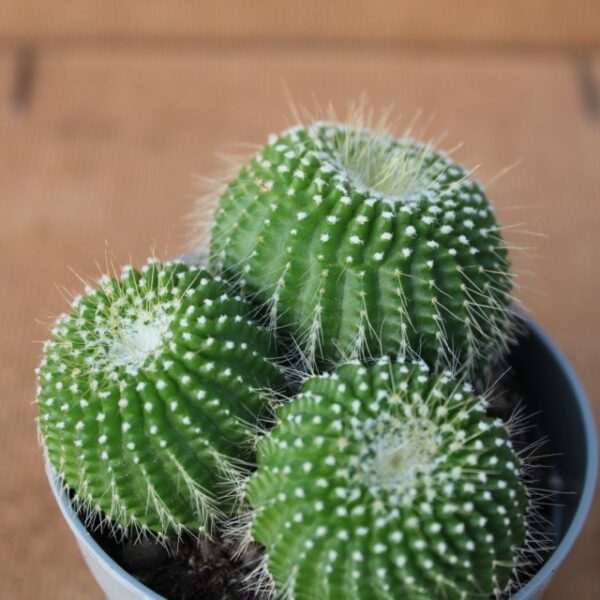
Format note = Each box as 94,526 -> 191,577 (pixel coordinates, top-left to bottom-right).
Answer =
209,119 -> 514,375
37,260 -> 285,537
317,124 -> 448,202
245,359 -> 530,600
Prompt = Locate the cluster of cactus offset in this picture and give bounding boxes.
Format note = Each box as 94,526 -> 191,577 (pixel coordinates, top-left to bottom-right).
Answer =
37,112 -> 534,599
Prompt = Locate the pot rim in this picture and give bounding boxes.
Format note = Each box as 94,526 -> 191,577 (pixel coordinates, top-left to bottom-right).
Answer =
45,316 -> 598,600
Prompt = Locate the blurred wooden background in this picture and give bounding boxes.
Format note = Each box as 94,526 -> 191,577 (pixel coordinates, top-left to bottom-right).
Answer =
1,2 -> 599,598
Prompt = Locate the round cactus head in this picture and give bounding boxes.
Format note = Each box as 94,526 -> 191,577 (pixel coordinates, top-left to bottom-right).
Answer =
246,359 -> 530,599
36,260 -> 285,538
209,120 -> 514,374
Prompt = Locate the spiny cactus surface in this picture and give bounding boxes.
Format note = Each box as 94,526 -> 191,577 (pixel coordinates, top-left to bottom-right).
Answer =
210,122 -> 513,373
246,359 -> 529,599
37,260 -> 285,537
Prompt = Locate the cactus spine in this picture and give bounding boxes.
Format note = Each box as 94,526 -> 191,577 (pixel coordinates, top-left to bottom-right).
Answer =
246,359 -> 530,600
210,122 -> 514,373
37,260 -> 285,537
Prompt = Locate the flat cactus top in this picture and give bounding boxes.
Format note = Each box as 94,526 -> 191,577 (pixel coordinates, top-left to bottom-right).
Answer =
246,359 -> 530,599
37,260 -> 272,386
270,122 -> 472,207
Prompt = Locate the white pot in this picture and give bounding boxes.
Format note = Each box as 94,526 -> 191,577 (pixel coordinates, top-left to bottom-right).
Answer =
46,462 -> 165,600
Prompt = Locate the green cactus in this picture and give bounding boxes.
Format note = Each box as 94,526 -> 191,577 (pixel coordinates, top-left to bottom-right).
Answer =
36,259 -> 285,537
245,359 -> 530,600
209,122 -> 514,373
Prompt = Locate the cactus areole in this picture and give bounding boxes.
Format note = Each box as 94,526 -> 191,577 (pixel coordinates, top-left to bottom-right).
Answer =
36,260 -> 284,536
247,359 -> 530,600
210,123 -> 513,373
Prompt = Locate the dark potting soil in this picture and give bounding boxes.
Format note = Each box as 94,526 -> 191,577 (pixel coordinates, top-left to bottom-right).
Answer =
91,529 -> 265,600
87,364 -> 558,600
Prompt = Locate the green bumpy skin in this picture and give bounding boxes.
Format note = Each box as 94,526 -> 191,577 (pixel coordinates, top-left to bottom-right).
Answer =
36,260 -> 285,537
210,122 -> 513,373
247,359 -> 529,600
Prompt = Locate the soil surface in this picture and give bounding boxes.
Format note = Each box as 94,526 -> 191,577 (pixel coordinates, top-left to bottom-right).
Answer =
93,529 -> 264,600
88,363 -> 558,600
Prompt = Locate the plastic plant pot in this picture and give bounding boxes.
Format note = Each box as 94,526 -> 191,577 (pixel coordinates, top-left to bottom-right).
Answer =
45,316 -> 597,600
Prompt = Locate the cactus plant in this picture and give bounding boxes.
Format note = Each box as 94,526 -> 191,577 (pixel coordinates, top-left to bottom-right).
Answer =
245,359 -> 531,600
36,259 -> 285,537
209,121 -> 514,373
